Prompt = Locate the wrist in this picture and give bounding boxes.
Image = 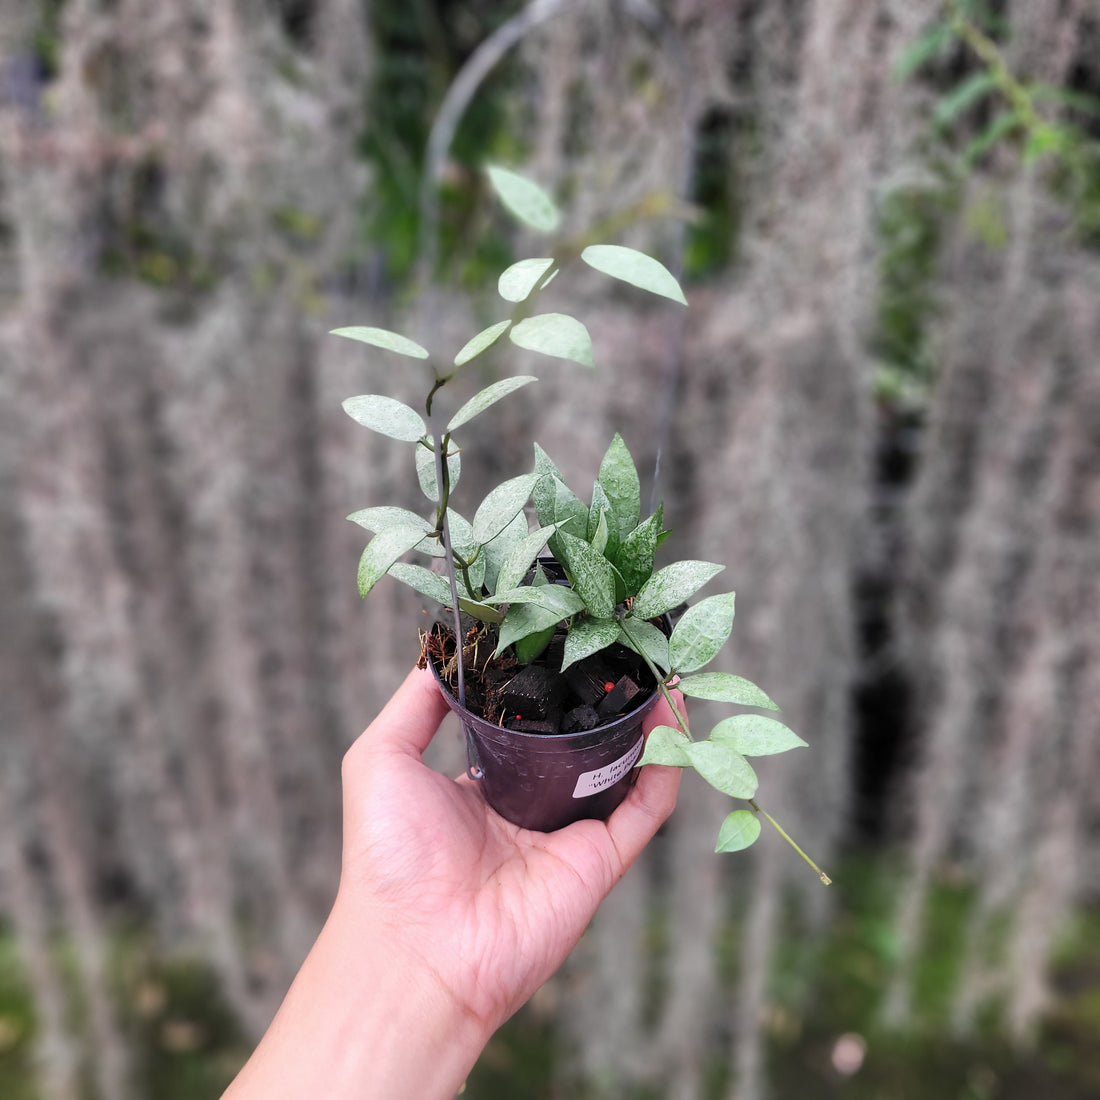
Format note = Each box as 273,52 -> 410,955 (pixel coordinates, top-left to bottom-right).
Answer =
225,894 -> 490,1099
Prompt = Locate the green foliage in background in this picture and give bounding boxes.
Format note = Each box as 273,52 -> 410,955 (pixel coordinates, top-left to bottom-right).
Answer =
357,4 -> 749,291
361,1 -> 525,288
871,182 -> 958,408
876,0 -> 1100,407
682,107 -> 741,280
0,929 -> 35,1100
470,868 -> 1100,1100
898,0 -> 1100,244
5,888 -> 1099,1099
0,923 -> 248,1100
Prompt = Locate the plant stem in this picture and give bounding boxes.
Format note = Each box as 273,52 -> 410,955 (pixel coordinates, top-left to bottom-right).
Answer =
431,430 -> 467,711
658,678 -> 691,737
748,800 -> 832,886
631,634 -> 831,885
425,377 -> 447,418
628,637 -> 690,736
945,1 -> 1045,137
424,377 -> 469,715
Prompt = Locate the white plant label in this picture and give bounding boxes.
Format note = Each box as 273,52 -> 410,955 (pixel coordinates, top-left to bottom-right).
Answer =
572,736 -> 645,799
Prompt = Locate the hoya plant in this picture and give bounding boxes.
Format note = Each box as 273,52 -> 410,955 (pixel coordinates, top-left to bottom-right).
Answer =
335,166 -> 829,882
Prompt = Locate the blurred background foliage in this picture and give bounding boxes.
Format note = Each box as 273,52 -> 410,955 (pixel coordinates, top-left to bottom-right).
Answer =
1,1 -> 1098,1098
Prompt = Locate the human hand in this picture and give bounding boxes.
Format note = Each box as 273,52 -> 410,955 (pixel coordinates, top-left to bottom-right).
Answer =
224,666 -> 681,1100
340,665 -> 682,1031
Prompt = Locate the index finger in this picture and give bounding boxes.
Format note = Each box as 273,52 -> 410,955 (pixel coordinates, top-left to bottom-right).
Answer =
601,687 -> 684,870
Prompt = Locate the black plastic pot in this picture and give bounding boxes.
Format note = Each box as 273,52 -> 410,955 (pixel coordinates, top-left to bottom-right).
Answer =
430,655 -> 662,832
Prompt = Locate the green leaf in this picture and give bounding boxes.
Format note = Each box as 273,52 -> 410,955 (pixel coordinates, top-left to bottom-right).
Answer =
668,592 -> 737,674
347,506 -> 431,535
683,740 -> 758,799
472,473 -> 538,546
498,258 -> 556,303
459,599 -> 505,625
330,326 -> 430,359
1031,84 -> 1100,117
587,480 -> 613,539
347,505 -> 440,558
453,321 -> 511,368
891,21 -> 951,80
709,714 -> 807,756
486,166 -> 561,233
510,314 -> 594,369
675,672 -> 779,711
608,558 -> 629,605
386,561 -> 451,603
493,523 -> 559,594
342,395 -> 426,442
638,725 -> 692,767
715,810 -> 761,853
597,433 -> 641,540
447,376 -> 536,432
515,624 -> 555,664
357,526 -> 427,596
964,110 -> 1021,165
534,474 -> 587,534
933,71 -> 998,131
1024,124 -> 1066,163
387,563 -> 503,624
618,616 -> 671,674
614,506 -> 662,596
587,479 -> 621,562
533,468 -> 588,562
562,617 -> 622,671
491,584 -> 585,618
588,506 -> 611,560
445,511 -> 485,596
581,245 -> 687,305
533,442 -> 563,482
481,510 -> 529,594
556,531 -> 616,619
638,725 -> 691,768
415,438 -> 461,501
496,601 -> 567,657
632,560 -> 725,620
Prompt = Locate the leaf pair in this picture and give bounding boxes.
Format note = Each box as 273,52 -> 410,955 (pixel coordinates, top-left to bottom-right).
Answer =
641,714 -> 802,780
637,680 -> 807,854
487,166 -> 688,306
480,241 -> 688,368
341,377 -> 537,445
349,472 -> 538,601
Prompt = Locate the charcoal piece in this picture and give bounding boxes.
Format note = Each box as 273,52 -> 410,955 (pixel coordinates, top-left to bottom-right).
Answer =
499,664 -> 560,721
596,674 -> 641,719
564,653 -> 621,706
562,704 -> 601,734
483,668 -> 517,695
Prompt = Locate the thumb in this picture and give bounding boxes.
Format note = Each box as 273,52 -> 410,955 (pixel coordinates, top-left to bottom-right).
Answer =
356,666 -> 450,761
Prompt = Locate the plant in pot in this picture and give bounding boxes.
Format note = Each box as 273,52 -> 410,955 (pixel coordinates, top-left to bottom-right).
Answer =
335,167 -> 829,882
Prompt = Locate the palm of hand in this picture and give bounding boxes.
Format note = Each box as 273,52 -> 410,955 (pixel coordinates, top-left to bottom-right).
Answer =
340,668 -> 680,1033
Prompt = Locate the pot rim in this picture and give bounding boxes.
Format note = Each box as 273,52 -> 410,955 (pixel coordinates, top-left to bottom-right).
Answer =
427,639 -> 662,744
